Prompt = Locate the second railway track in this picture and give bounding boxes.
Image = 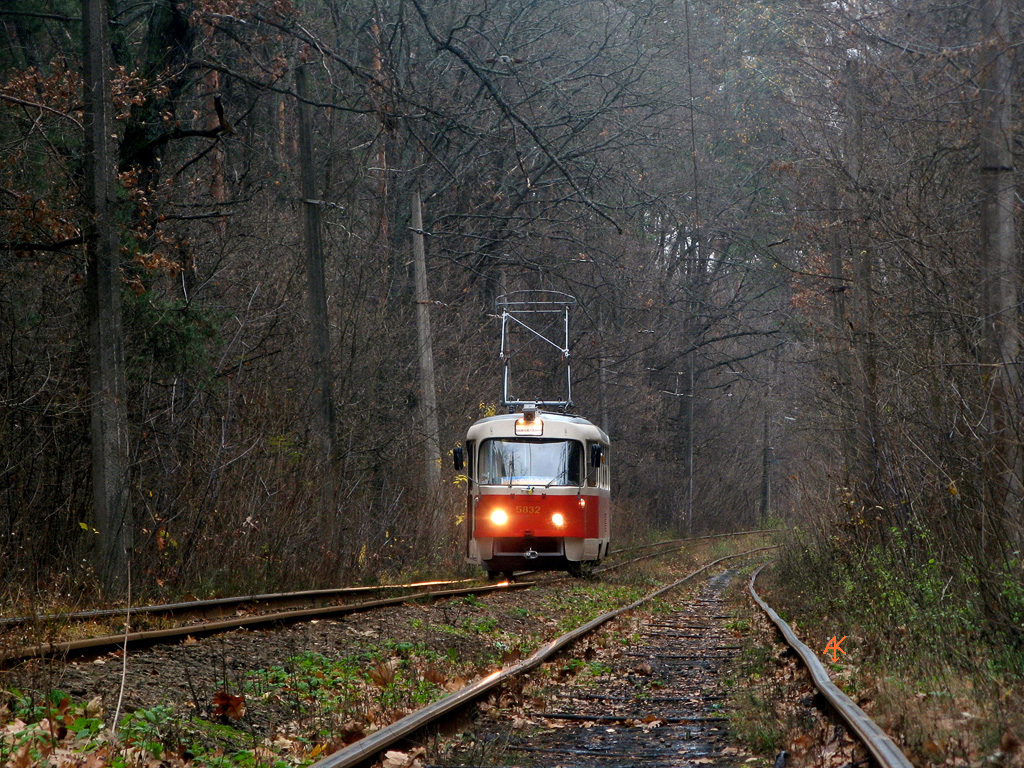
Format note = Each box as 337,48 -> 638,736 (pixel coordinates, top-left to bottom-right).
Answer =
0,581 -> 532,668
0,530 -> 771,668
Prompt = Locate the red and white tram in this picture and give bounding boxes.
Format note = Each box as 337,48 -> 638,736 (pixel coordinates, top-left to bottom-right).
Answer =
455,402 -> 610,578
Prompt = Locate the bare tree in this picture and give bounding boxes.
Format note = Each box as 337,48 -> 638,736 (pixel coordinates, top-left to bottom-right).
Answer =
978,0 -> 1022,536
844,57 -> 880,508
82,0 -> 131,593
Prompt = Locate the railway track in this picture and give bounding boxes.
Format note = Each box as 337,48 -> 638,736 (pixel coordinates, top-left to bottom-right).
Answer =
0,580 -> 477,631
443,571 -> 743,767
0,581 -> 533,668
1,535 -> 913,768
606,527 -> 781,557
307,547 -> 773,768
302,550 -> 913,768
0,530 -> 772,668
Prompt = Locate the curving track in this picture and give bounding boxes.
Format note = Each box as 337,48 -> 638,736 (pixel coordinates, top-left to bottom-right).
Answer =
0,580 -> 476,630
749,562 -> 914,768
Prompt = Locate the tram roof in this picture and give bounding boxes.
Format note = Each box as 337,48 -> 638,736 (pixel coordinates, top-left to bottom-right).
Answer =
466,410 -> 609,443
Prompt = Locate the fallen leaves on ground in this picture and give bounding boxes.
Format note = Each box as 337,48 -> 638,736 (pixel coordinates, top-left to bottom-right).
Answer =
419,664 -> 446,685
380,746 -> 425,768
211,690 -> 246,720
370,659 -> 399,687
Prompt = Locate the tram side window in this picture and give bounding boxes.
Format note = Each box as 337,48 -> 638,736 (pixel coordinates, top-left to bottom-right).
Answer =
588,442 -> 609,488
479,439 -> 582,486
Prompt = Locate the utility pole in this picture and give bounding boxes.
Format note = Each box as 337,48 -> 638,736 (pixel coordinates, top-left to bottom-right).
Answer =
411,189 -> 442,530
296,58 -> 336,469
760,378 -> 772,523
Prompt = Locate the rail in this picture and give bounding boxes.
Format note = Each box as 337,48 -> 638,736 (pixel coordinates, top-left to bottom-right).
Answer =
310,546 -> 778,768
0,579 -> 474,629
607,527 -> 780,557
748,562 -> 914,768
0,582 -> 530,667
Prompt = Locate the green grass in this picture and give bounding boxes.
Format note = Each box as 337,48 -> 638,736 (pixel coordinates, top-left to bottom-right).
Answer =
1,640 -> 462,767
723,623 -> 795,755
537,583 -> 646,634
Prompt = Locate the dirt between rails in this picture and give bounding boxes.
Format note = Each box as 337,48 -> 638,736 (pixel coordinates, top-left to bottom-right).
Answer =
0,550 -> 867,768
430,571 -> 747,768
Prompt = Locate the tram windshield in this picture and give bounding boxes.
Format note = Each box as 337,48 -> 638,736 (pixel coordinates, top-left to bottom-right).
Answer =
479,438 -> 583,486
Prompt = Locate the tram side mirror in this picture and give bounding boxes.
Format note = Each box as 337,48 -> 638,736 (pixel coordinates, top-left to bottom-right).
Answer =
453,446 -> 465,472
590,444 -> 602,469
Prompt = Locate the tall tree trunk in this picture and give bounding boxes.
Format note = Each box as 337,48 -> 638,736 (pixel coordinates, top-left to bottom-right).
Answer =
978,0 -> 1022,535
681,233 -> 705,535
597,304 -> 611,437
682,346 -> 694,535
828,188 -> 856,488
371,20 -> 389,244
205,66 -> 227,236
82,0 -> 131,594
411,189 -> 442,535
760,361 -> 773,523
853,242 -> 878,506
296,59 -> 336,469
844,57 -> 880,511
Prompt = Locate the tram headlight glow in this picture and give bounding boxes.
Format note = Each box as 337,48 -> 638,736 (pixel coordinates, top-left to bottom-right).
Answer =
514,416 -> 543,436
551,512 -> 565,527
490,509 -> 508,525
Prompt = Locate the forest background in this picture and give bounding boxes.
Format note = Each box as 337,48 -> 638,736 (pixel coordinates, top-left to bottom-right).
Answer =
2,0 -> 1023,681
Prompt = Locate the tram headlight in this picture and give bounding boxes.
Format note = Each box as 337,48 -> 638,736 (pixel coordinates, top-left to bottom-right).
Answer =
514,403 -> 543,436
551,512 -> 565,527
490,509 -> 508,525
